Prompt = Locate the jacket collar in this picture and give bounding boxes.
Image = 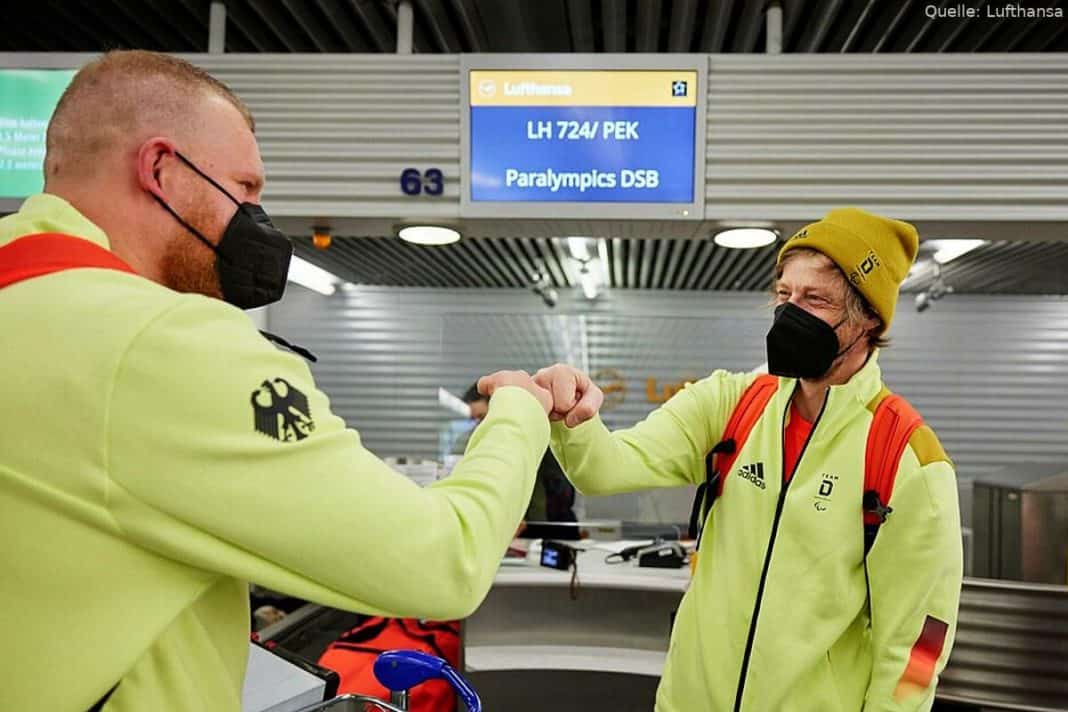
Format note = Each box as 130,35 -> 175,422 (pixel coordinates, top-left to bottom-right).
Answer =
0,193 -> 111,251
775,350 -> 884,441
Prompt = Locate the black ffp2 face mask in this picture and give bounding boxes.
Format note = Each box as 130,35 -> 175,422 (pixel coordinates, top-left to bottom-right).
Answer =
153,151 -> 293,309
766,302 -> 855,380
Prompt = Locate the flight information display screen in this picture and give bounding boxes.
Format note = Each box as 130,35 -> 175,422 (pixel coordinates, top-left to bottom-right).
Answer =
468,70 -> 699,205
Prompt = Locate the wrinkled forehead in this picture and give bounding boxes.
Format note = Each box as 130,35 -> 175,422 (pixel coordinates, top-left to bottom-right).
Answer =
777,251 -> 846,293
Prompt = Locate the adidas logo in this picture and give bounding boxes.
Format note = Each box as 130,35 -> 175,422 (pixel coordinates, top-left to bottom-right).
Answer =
737,462 -> 766,490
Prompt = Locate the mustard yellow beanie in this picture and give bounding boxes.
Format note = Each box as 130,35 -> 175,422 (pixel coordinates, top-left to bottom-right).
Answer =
777,207 -> 919,333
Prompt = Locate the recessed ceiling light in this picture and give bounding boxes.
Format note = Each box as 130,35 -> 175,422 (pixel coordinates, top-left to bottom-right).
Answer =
713,227 -> 778,249
398,226 -> 461,246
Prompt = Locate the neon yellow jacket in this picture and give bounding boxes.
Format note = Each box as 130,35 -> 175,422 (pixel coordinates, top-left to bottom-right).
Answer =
551,357 -> 962,712
0,194 -> 549,712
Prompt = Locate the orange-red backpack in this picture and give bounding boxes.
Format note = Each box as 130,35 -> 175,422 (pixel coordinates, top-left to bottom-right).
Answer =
318,617 -> 461,711
687,374 -> 926,558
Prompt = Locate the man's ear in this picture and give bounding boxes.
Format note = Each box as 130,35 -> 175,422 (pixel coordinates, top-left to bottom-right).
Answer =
136,137 -> 178,201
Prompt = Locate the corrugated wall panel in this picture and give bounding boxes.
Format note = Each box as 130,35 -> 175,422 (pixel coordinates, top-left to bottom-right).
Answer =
185,53 -> 1068,224
269,286 -> 1068,525
704,54 -> 1068,222
3,53 -> 1063,228
195,54 -> 462,220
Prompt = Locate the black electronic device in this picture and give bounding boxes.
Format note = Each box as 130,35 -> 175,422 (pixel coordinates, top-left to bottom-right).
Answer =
540,540 -> 578,571
637,542 -> 687,569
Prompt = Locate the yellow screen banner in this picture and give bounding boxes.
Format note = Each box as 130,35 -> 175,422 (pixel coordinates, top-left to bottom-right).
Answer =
470,70 -> 698,107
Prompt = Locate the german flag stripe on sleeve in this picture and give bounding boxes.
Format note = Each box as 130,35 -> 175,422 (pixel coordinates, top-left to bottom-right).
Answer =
893,615 -> 949,701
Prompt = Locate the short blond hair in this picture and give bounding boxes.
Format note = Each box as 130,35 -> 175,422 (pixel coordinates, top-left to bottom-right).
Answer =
773,247 -> 889,350
45,50 -> 253,182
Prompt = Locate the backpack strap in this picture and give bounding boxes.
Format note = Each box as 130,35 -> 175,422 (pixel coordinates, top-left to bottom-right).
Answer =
863,387 -> 925,556
688,374 -> 778,540
0,233 -> 136,289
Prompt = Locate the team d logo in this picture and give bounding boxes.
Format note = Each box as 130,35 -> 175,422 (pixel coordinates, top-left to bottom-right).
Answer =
251,378 -> 315,442
814,473 -> 839,512
849,250 -> 881,286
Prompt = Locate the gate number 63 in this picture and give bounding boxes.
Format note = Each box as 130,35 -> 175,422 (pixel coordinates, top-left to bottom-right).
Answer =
400,168 -> 444,196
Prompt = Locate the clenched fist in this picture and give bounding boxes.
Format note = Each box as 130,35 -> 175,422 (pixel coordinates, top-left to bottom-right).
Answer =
533,363 -> 604,427
477,370 -> 553,416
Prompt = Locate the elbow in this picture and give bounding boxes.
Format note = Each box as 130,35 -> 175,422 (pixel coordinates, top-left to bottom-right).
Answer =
415,569 -> 492,621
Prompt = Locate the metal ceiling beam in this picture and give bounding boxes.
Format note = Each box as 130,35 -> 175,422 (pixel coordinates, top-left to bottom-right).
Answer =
964,16 -> 1005,51
280,0 -> 346,52
904,0 -> 949,52
46,0 -> 117,50
8,5 -> 72,51
527,239 -> 560,287
871,0 -> 913,52
662,238 -> 693,290
730,0 -> 766,52
434,243 -> 487,287
566,0 -> 595,52
602,0 -> 627,52
626,240 -> 639,288
449,0 -> 489,51
106,0 -> 183,50
637,0 -> 662,52
610,238 -> 624,288
415,0 -> 463,52
509,237 -> 546,286
1040,19 -> 1068,50
780,0 -> 804,50
698,244 -> 734,289
137,0 -> 208,50
312,0 -> 370,51
253,0 -> 318,51
338,242 -> 402,285
1008,6 -> 1059,51
682,242 -> 716,290
481,240 -> 530,286
707,245 -> 747,290
841,0 -> 878,52
345,0 -> 394,52
414,245 -> 478,287
748,247 -> 778,290
223,0 -> 287,51
1003,18 -> 1045,51
95,0 -> 168,49
668,0 -> 698,52
802,0 -> 844,52
935,0 -> 986,50
638,240 -> 654,288
700,0 -> 734,52
380,240 -> 449,287
463,240 -> 514,288
650,240 -> 671,288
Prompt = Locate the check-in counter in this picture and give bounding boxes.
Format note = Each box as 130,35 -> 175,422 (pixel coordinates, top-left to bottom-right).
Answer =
260,547 -> 1068,712
463,548 -> 1068,712
462,544 -> 686,711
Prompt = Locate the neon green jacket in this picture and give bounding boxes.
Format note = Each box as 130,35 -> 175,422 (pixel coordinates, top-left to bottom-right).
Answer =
551,357 -> 962,712
0,194 -> 549,712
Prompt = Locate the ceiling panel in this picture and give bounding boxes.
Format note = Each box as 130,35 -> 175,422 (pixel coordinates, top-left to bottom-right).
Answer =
293,235 -> 1068,295
2,0 -> 1065,53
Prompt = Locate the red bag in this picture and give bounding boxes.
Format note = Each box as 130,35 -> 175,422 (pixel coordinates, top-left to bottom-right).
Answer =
318,617 -> 461,711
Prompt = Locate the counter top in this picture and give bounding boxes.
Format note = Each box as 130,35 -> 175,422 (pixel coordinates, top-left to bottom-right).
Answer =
493,541 -> 691,593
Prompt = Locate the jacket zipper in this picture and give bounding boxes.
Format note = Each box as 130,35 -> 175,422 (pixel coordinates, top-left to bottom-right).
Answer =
732,385 -> 829,712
